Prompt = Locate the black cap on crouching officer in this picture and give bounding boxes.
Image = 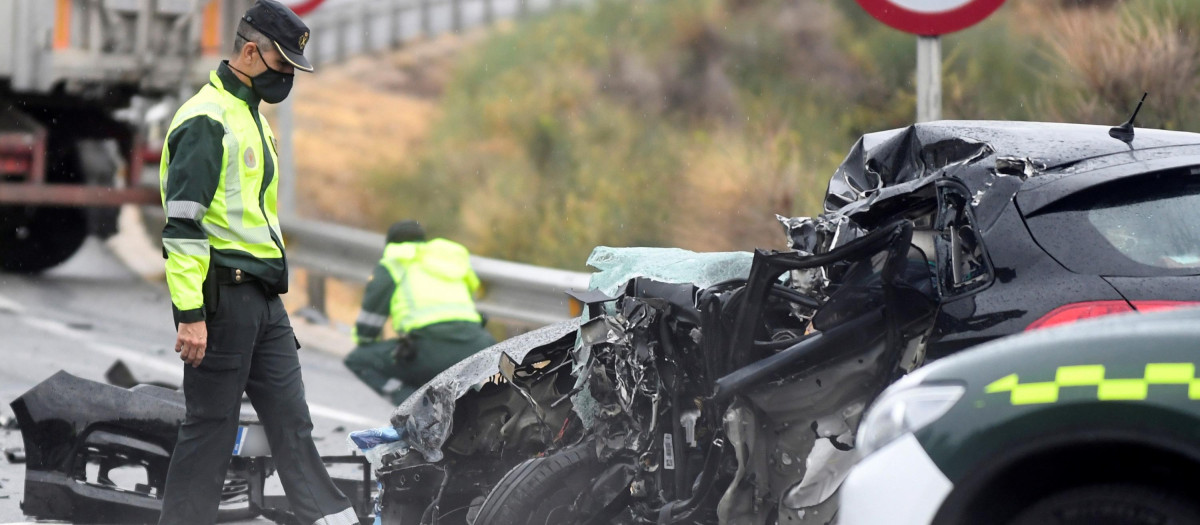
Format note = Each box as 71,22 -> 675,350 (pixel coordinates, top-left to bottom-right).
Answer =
242,0 -> 314,73
387,220 -> 427,244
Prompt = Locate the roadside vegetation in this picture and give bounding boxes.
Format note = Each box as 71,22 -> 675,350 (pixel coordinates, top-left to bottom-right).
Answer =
295,0 -> 1200,270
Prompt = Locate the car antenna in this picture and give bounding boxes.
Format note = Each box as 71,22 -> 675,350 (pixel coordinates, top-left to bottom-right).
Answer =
1109,92 -> 1147,144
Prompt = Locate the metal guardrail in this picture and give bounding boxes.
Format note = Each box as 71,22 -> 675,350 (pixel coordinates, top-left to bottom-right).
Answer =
301,0 -> 577,67
285,218 -> 592,330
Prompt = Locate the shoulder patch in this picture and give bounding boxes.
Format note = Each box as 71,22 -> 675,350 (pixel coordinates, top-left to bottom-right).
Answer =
244,147 -> 258,169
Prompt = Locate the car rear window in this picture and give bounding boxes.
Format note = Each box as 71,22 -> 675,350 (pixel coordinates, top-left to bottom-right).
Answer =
1024,171 -> 1200,276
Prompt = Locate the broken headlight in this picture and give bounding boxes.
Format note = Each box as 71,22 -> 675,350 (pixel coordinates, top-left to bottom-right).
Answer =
856,382 -> 964,457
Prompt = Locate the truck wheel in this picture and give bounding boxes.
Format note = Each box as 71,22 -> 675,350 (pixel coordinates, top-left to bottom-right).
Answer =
1010,484 -> 1200,525
0,206 -> 87,273
472,445 -> 601,525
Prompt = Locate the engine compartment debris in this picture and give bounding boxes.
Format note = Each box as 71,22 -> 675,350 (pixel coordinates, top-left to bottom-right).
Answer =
8,370 -> 375,523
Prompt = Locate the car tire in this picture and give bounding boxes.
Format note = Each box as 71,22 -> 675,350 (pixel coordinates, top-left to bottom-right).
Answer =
471,444 -> 600,525
1009,484 -> 1200,525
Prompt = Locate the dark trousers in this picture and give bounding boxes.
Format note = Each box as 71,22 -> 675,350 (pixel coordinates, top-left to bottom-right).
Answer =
344,321 -> 496,404
159,282 -> 355,525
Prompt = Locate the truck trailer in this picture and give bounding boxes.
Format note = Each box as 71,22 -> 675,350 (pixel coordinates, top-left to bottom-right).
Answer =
0,0 -> 254,272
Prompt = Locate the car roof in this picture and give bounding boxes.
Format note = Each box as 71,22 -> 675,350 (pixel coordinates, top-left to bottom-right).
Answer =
859,121 -> 1200,169
826,121 -> 1200,228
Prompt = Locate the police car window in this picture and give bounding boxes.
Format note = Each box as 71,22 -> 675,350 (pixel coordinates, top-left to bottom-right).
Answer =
936,186 -> 990,296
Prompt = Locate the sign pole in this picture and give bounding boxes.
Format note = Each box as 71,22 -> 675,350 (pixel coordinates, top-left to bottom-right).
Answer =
856,0 -> 1003,122
916,35 -> 942,122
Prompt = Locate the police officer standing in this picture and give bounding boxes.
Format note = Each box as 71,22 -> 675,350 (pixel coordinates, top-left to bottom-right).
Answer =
344,221 -> 497,404
159,1 -> 356,523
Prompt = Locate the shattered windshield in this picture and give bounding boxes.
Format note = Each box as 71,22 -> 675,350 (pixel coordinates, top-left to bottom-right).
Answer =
587,247 -> 754,296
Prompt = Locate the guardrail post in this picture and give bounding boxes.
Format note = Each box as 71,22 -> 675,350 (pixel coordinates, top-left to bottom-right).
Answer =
484,0 -> 494,25
451,0 -> 463,33
307,271 -> 328,317
420,0 -> 432,38
361,2 -> 373,55
518,0 -> 528,19
307,15 -> 321,67
390,0 -> 405,48
336,10 -> 350,61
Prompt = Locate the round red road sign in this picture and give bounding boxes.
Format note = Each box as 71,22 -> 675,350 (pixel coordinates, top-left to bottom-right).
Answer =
855,0 -> 1006,36
281,0 -> 329,17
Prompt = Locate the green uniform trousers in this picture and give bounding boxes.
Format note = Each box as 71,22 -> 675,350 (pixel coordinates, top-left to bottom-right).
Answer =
160,282 -> 356,525
343,320 -> 496,405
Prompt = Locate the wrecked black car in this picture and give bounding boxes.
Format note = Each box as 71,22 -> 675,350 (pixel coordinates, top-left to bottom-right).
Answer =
377,219 -> 937,525
370,120 -> 1200,524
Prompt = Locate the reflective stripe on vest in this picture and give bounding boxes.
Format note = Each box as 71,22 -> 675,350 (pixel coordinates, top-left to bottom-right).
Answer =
380,239 -> 481,333
160,70 -> 283,261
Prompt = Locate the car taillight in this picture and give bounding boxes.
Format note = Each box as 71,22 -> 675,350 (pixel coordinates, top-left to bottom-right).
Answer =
1026,300 -> 1200,331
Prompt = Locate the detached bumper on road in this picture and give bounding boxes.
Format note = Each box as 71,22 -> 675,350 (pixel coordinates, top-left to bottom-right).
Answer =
839,433 -> 952,525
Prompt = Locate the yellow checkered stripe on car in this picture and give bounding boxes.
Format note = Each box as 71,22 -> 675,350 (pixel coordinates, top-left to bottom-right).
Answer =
985,363 -> 1200,405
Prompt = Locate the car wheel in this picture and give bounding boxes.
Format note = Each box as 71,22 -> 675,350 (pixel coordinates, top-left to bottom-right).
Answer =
1009,484 -> 1200,525
471,445 -> 601,525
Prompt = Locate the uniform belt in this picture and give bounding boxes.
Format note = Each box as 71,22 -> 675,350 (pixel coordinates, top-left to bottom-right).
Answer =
215,266 -> 259,285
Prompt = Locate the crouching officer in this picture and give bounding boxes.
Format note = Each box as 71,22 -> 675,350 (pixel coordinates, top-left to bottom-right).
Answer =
158,1 -> 356,523
344,221 -> 497,405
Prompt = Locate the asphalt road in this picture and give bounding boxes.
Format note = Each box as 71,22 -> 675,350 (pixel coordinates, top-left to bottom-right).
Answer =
0,236 -> 397,523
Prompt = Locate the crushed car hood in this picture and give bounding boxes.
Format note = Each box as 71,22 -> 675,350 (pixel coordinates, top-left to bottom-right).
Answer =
387,246 -> 756,463
389,319 -> 580,462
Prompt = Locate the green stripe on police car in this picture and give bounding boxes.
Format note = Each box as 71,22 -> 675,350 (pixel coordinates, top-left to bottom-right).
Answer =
985,363 -> 1200,405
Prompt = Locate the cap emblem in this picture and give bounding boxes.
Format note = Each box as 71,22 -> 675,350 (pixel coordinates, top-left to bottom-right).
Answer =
299,32 -> 309,51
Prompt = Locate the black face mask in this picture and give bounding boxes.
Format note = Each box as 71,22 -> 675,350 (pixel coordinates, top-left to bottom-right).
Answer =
233,36 -> 295,104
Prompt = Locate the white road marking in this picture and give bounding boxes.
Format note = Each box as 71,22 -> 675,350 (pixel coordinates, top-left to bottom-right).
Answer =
310,405 -> 379,427
19,316 -> 379,428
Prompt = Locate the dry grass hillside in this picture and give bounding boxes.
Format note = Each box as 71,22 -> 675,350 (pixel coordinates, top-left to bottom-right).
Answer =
290,31 -> 489,227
